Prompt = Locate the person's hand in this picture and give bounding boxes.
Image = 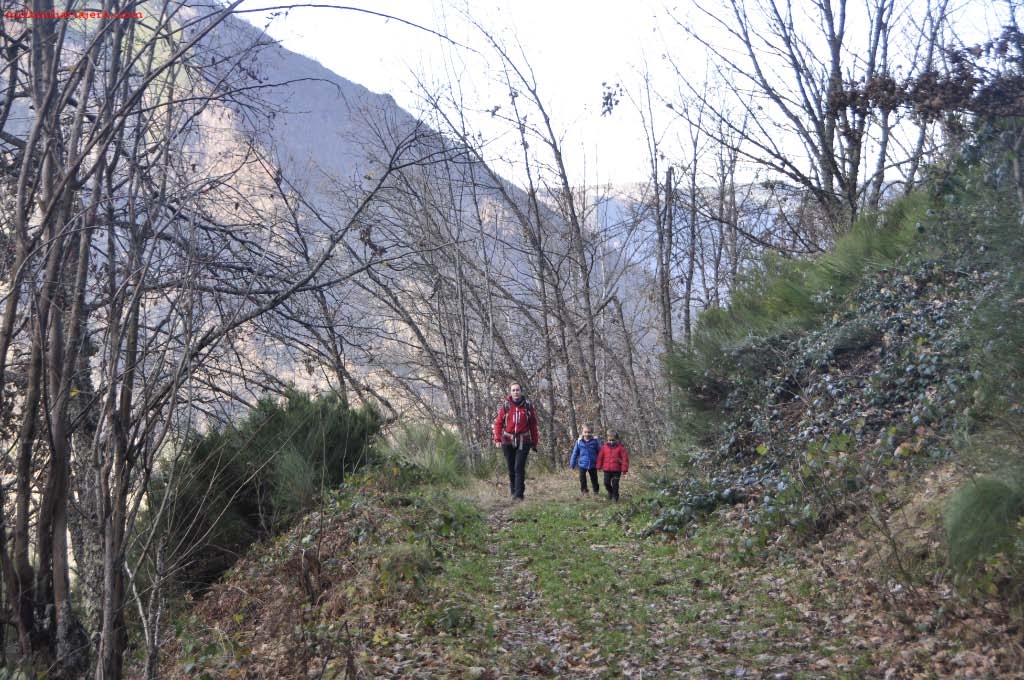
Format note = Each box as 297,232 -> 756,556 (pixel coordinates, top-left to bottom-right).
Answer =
495,441 -> 501,448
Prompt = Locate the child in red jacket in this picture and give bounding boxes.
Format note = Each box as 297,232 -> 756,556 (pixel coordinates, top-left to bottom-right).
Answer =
596,429 -> 630,502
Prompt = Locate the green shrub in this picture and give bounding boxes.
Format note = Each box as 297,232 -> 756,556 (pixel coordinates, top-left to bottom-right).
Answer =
244,389 -> 382,486
945,475 -> 1024,573
966,279 -> 1024,425
382,423 -> 470,487
270,444 -> 319,529
138,389 -> 381,591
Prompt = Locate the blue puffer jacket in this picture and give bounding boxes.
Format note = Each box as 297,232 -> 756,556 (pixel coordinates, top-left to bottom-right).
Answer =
569,436 -> 602,470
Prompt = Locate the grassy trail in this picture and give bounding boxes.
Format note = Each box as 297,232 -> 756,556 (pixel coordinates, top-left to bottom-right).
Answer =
432,468 -> 1006,679
477,474 -> 592,675
162,466 -> 1012,679
443,470 -> 819,679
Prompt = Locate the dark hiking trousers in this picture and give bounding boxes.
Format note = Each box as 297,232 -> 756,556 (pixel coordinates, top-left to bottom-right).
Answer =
502,442 -> 530,499
578,468 -> 599,493
604,471 -> 622,501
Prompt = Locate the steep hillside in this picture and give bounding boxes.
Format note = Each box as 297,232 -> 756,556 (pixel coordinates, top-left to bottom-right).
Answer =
654,207 -> 984,538
188,4 -> 423,191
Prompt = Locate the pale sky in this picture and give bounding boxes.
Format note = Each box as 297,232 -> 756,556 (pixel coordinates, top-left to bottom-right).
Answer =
236,0 -> 1006,189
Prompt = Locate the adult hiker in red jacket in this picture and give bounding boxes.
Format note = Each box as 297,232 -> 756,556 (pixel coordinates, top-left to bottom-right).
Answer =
596,430 -> 630,502
493,382 -> 540,501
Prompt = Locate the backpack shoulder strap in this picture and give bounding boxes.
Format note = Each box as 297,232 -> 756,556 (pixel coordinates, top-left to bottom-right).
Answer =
524,400 -> 536,424
501,399 -> 511,430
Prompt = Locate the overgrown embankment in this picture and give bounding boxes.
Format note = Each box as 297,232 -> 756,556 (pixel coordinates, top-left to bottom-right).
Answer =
645,133 -> 1024,672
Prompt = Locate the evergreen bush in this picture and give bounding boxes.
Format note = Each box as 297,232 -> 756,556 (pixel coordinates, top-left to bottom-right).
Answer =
383,423 -> 470,487
138,390 -> 380,591
945,475 -> 1024,600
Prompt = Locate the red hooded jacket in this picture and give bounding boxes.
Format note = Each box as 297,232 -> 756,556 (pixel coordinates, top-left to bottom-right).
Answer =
597,441 -> 629,473
493,396 -> 539,448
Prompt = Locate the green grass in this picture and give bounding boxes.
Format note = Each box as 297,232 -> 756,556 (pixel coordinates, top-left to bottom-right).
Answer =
166,470 -> 1013,679
425,495 -> 858,678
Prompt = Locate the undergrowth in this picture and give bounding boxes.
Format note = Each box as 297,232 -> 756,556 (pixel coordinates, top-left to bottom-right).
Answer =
660,124 -> 1024,614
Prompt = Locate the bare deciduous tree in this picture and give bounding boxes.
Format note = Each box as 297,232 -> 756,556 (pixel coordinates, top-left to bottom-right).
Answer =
0,3 -> 411,676
671,0 -> 948,234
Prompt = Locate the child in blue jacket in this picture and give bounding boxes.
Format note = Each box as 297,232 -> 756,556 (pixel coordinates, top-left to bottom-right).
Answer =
569,424 -> 601,496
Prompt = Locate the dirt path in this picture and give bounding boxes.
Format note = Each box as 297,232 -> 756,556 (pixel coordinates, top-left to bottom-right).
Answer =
466,466 -> 579,514
458,470 -> 601,678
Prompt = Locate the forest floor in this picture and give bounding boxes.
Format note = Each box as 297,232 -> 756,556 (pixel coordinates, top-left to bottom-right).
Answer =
159,462 -> 1022,680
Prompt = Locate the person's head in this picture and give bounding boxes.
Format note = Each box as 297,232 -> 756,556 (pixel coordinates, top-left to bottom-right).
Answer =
581,423 -> 593,439
606,429 -> 619,443
509,383 -> 522,399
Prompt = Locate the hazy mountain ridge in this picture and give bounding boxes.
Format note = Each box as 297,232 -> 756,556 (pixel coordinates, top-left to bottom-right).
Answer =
194,7 -> 420,196
186,9 -> 671,427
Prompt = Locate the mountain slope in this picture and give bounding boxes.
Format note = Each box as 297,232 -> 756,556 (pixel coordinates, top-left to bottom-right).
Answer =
197,7 -> 421,194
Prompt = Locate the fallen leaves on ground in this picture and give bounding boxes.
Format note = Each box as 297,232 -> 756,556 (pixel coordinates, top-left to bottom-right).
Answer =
148,470 -> 1024,679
